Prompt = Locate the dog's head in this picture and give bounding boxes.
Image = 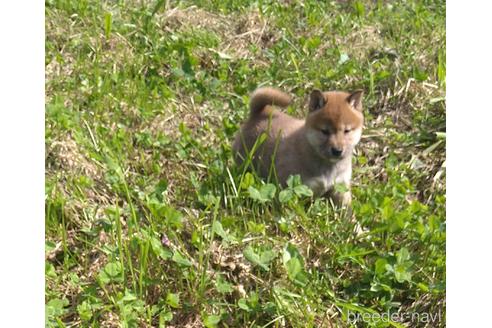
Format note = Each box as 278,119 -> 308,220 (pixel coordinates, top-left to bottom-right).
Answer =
304,89 -> 364,161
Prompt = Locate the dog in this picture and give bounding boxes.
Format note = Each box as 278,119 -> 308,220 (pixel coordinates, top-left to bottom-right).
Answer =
232,87 -> 364,207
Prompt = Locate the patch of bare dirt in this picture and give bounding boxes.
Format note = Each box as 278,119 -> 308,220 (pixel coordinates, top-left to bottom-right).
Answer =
161,6 -> 278,61
47,134 -> 101,179
46,133 -> 115,227
337,25 -> 385,61
147,100 -> 203,138
99,311 -> 121,328
166,313 -> 204,328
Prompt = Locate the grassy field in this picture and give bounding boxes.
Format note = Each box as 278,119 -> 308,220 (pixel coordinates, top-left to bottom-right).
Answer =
45,0 -> 446,327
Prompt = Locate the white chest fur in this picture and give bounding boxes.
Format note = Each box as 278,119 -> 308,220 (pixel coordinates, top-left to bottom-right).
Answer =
304,162 -> 352,197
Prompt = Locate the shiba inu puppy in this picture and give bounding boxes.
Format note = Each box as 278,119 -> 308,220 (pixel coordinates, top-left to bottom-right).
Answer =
232,87 -> 364,206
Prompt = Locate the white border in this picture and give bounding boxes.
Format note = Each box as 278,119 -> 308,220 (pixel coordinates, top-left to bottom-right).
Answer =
0,1 -> 45,326
447,1 -> 492,327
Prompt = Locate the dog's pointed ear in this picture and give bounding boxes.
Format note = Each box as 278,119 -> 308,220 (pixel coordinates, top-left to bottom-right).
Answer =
347,90 -> 364,111
309,89 -> 325,112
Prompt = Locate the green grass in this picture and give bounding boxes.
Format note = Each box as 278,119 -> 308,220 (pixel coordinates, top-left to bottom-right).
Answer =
45,0 -> 445,327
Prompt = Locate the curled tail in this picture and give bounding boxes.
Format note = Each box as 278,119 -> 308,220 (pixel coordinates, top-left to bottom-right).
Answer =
249,87 -> 292,118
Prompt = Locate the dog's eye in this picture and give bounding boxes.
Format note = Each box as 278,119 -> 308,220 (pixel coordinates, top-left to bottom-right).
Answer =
344,129 -> 352,134
321,129 -> 330,135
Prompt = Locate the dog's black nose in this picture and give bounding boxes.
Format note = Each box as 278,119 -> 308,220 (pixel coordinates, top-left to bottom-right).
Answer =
331,148 -> 343,157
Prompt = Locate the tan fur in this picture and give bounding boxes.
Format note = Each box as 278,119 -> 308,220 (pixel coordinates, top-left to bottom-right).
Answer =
232,87 -> 364,207
249,87 -> 292,117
